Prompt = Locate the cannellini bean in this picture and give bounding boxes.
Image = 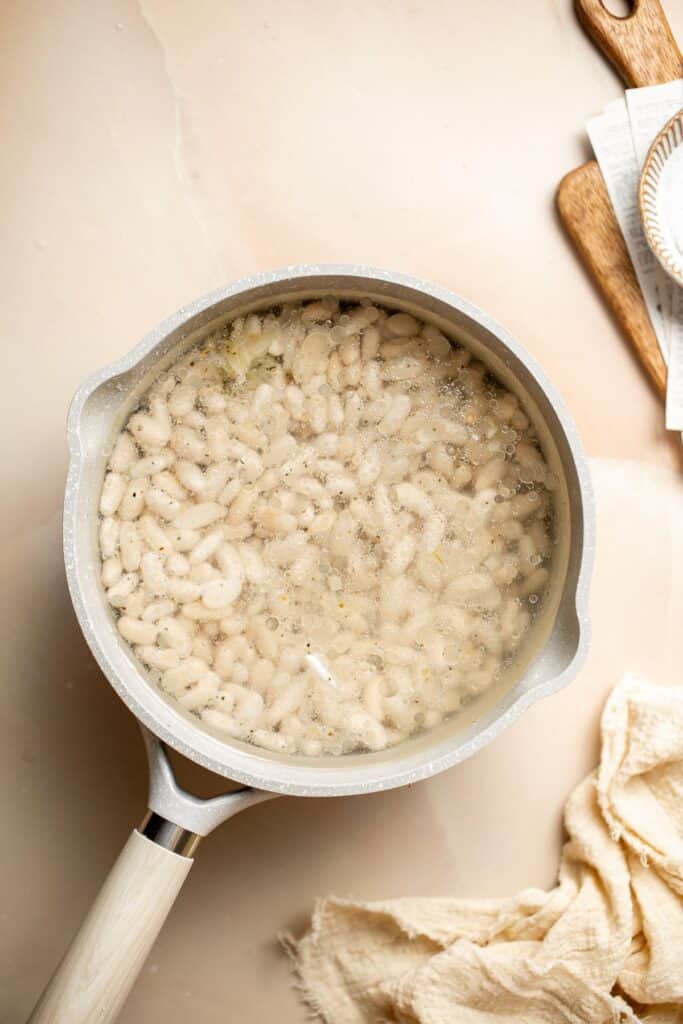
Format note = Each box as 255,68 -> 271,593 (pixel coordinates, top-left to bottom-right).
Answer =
109,433 -> 137,473
100,516 -> 120,558
99,473 -> 126,516
168,383 -> 197,417
386,535 -> 416,575
157,617 -> 193,657
189,529 -> 224,565
382,355 -> 427,381
264,677 -> 306,726
190,562 -> 220,584
174,502 -> 225,530
166,527 -> 199,552
162,656 -> 209,695
358,446 -> 382,487
142,600 -> 176,623
475,457 -> 507,493
219,684 -> 264,723
120,522 -> 142,571
102,555 -> 122,588
307,394 -> 327,434
137,645 -> 180,670
234,660 -> 252,683
199,577 -> 238,609
152,470 -> 186,502
263,434 -> 297,468
166,552 -> 190,575
192,632 -> 214,664
255,507 -> 298,535
339,336 -> 360,365
179,671 -> 221,711
140,551 -> 168,597
348,709 -> 387,750
214,543 -> 245,596
145,486 -> 181,521
171,424 -> 209,464
385,312 -> 419,336
327,350 -> 343,391
361,326 -> 381,362
421,512 -> 445,552
378,394 -> 411,436
130,452 -> 174,479
421,324 -> 452,358
253,621 -> 279,661
395,482 -> 432,517
326,474 -> 357,498
118,616 -> 157,645
107,572 -> 138,607
175,460 -> 206,494
123,588 -> 146,619
238,543 -> 267,584
218,478 -> 242,507
373,483 -> 396,531
128,412 -> 170,450
202,462 -> 233,501
293,331 -> 330,384
361,360 -> 382,397
137,515 -> 170,553
341,362 -> 362,388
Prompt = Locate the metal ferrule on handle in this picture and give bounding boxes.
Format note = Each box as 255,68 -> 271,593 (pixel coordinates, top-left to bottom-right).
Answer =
139,810 -> 201,858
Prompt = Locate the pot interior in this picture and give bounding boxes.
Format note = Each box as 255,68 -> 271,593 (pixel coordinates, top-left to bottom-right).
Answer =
66,269 -> 590,795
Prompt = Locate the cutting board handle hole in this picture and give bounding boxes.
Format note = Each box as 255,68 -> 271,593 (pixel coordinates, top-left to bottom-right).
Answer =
599,0 -> 635,19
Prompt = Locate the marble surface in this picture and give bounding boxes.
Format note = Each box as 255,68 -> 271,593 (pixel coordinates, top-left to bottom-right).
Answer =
3,2 -> 683,1021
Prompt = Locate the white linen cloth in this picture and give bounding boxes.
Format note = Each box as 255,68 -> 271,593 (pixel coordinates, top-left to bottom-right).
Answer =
286,677 -> 683,1023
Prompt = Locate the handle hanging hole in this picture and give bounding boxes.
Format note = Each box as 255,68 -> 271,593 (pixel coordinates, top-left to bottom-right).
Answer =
600,0 -> 635,19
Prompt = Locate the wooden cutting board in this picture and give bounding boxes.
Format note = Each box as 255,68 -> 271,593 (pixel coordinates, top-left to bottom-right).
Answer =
556,0 -> 683,398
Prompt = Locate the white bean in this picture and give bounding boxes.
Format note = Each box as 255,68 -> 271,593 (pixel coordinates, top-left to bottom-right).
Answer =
142,600 -> 176,623
140,551 -> 167,598
120,522 -> 142,571
189,529 -> 224,565
166,581 -> 201,602
107,572 -> 138,607
118,616 -> 157,645
100,516 -> 120,558
137,645 -> 180,670
109,433 -> 137,473
128,412 -> 170,450
174,502 -> 225,530
129,452 -> 174,479
145,486 -> 181,521
157,617 -> 193,657
139,515 -> 172,553
378,394 -> 411,436
102,555 -> 122,588
175,460 -> 206,494
99,473 -> 126,516
385,312 -> 419,336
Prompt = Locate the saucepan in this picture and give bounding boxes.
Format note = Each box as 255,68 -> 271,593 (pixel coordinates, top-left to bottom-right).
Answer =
30,265 -> 594,1023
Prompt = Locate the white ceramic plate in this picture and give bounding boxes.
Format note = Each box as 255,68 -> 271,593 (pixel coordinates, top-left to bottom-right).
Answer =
639,108 -> 683,288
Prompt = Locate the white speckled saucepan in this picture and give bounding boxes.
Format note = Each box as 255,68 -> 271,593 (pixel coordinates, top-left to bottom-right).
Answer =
30,266 -> 594,1024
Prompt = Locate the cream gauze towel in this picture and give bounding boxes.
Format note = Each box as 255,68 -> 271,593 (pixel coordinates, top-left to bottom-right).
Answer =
286,678 -> 683,1024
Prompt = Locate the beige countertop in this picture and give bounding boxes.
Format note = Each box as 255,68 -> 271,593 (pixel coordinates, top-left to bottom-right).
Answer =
3,2 -> 683,1021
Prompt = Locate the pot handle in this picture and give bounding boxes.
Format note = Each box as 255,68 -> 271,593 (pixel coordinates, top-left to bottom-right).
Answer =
28,829 -> 193,1024
27,729 -> 276,1024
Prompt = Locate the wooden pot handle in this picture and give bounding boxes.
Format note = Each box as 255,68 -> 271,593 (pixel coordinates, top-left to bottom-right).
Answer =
28,831 -> 193,1024
575,0 -> 683,87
